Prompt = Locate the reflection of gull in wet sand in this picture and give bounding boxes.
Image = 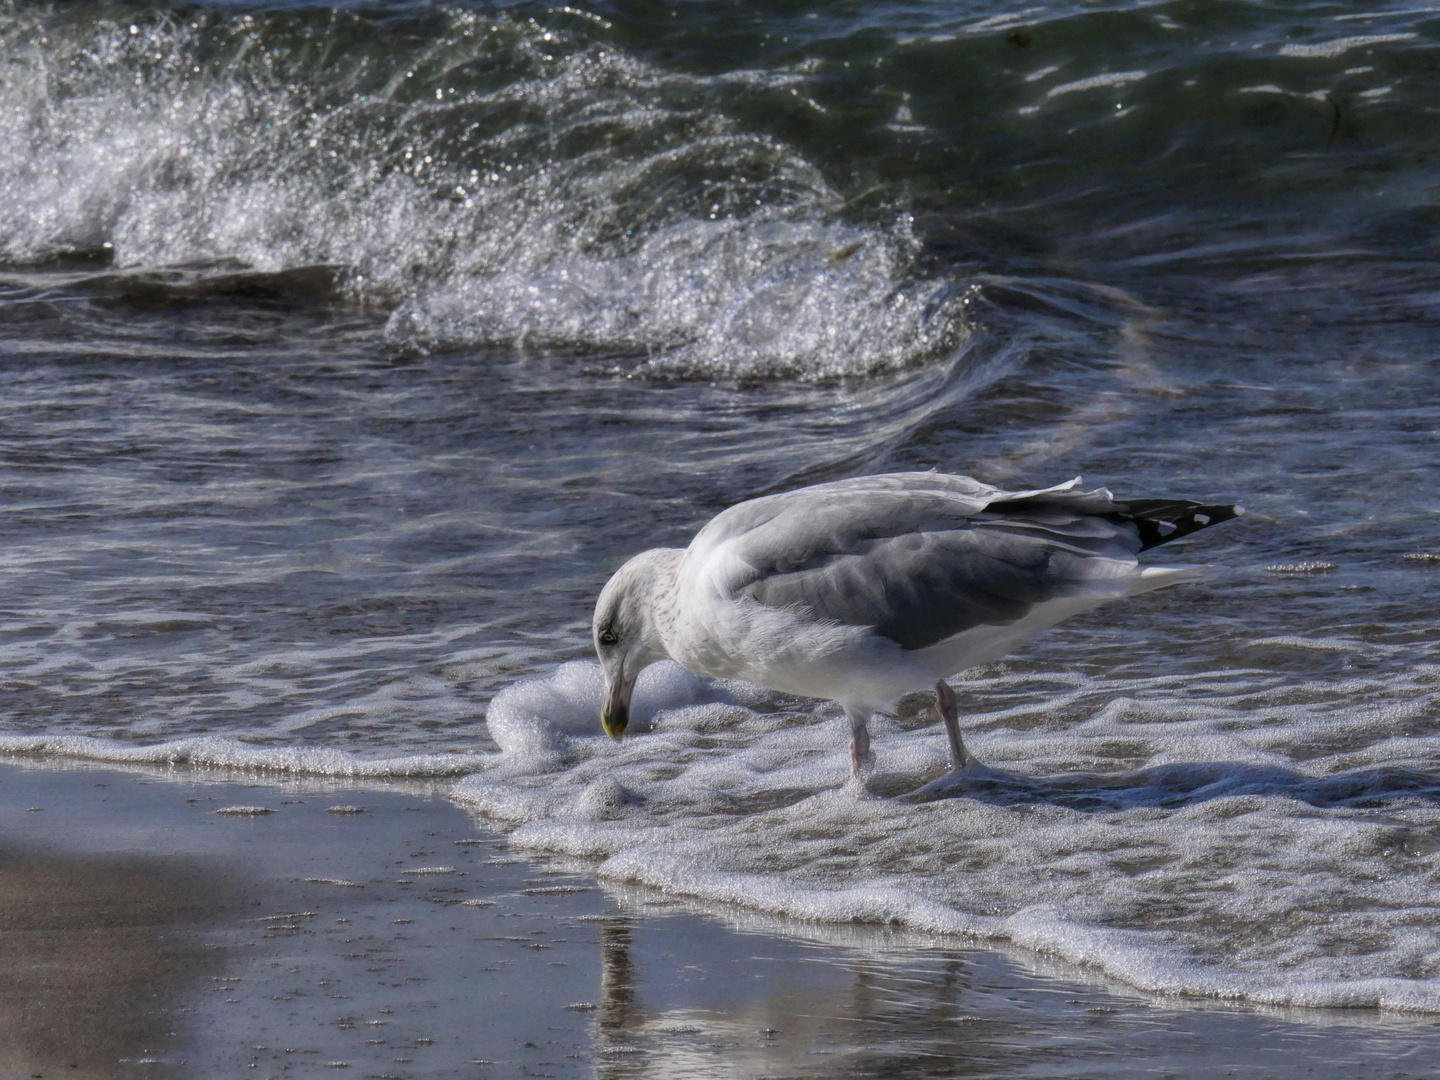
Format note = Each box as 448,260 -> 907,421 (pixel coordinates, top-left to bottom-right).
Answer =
592,472 -> 1241,781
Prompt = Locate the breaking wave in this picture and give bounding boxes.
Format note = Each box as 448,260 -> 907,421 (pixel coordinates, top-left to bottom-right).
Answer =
0,5 -> 964,378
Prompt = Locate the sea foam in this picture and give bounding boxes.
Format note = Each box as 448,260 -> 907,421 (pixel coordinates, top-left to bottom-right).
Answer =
0,733 -> 486,777
451,659 -> 1440,1013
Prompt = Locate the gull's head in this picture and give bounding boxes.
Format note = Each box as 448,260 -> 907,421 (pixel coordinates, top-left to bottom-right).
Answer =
593,549 -> 677,742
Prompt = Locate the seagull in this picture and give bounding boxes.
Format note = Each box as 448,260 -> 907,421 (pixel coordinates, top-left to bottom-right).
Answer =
591,473 -> 1241,778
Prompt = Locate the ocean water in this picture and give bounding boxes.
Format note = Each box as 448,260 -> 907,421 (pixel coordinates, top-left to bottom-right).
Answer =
3,0 -> 1440,1014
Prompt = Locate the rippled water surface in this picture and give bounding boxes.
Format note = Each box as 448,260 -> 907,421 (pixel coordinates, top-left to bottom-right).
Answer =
3,0 -> 1440,1013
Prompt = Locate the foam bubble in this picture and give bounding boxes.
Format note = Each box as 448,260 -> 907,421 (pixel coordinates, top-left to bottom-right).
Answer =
481,658 -> 738,771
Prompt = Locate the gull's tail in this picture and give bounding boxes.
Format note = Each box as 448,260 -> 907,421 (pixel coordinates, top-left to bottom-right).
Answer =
1128,563 -> 1211,596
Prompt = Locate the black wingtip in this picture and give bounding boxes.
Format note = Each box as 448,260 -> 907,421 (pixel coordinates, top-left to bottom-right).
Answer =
1114,499 -> 1243,551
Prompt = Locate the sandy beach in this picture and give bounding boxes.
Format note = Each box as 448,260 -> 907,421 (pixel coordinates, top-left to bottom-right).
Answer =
4,758 -> 1439,1079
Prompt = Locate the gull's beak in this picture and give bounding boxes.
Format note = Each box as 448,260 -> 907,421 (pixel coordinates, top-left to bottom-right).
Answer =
601,668 -> 636,742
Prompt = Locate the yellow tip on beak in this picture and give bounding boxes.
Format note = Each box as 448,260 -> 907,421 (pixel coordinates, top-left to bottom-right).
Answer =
601,709 -> 627,742
601,673 -> 634,742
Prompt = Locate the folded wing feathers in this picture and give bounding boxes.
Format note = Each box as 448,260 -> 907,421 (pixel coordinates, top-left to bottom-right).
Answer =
699,474 -> 1241,653
740,524 -> 1139,650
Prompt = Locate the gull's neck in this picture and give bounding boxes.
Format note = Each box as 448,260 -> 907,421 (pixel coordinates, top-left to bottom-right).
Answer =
629,547 -> 684,661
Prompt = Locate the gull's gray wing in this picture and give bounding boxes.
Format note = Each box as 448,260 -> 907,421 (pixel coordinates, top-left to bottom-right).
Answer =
689,473 -> 1148,652
737,514 -> 1146,651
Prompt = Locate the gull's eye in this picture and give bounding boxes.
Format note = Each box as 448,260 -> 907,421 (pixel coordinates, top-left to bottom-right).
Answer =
598,628 -> 618,646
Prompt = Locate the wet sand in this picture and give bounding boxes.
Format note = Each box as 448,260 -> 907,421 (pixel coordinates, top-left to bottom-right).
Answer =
3,758 -> 1439,1079
0,843 -> 236,1080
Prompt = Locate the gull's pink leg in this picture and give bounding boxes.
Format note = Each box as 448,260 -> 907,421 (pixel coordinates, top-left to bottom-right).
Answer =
847,708 -> 871,776
935,680 -> 968,771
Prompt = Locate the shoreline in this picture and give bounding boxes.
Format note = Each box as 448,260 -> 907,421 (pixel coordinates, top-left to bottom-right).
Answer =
4,758 -> 1439,1079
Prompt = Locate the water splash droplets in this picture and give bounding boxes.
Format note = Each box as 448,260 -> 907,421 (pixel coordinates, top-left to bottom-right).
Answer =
0,8 -> 964,381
